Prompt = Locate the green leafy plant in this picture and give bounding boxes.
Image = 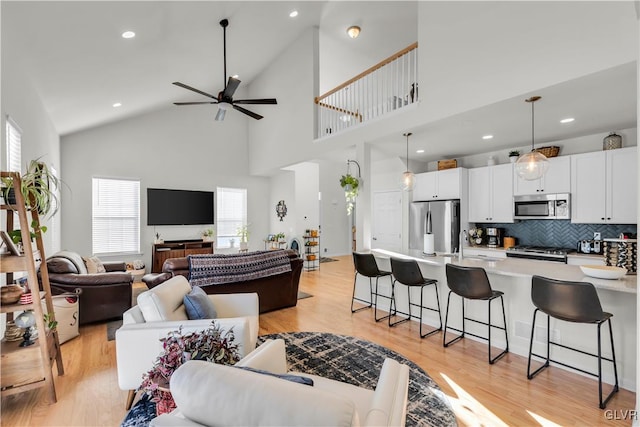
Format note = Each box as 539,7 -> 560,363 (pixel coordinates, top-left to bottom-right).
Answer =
1,159 -> 64,218
508,150 -> 520,157
340,174 -> 359,215
139,321 -> 240,406
274,232 -> 286,241
44,313 -> 58,332
8,220 -> 47,244
236,224 -> 250,243
202,227 -> 215,238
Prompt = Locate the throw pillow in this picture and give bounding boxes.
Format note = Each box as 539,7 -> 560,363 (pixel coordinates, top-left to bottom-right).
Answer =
183,286 -> 217,320
83,256 -> 106,274
236,366 -> 314,386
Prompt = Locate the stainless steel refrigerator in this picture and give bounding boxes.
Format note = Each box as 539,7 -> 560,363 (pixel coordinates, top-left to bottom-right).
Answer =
409,200 -> 460,254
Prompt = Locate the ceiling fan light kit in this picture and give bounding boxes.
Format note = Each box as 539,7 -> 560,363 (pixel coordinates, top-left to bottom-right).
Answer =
347,26 -> 361,39
515,96 -> 549,181
172,18 -> 277,121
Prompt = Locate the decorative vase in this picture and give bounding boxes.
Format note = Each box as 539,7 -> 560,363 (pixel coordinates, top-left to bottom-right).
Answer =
509,156 -> 518,163
602,132 -> 622,150
487,155 -> 496,166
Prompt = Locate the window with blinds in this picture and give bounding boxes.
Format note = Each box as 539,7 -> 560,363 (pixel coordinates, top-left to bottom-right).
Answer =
6,116 -> 22,172
92,177 -> 140,255
216,187 -> 247,248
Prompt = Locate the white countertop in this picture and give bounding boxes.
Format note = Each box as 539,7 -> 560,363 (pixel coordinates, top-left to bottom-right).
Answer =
371,248 -> 637,294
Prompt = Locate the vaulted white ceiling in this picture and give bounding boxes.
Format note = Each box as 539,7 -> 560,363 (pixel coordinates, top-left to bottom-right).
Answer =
2,1 -> 637,164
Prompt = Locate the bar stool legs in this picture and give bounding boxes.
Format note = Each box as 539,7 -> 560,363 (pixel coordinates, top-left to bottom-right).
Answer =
350,271 -> 373,313
388,279 -> 442,338
527,308 -> 619,409
442,291 -> 509,364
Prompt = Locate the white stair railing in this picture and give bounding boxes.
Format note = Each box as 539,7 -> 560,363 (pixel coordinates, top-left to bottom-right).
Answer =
315,42 -> 418,139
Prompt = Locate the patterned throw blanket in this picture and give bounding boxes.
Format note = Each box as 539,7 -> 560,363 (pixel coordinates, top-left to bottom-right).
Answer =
188,250 -> 292,287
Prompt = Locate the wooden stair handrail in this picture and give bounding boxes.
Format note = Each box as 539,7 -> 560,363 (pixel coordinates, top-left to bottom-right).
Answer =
315,42 -> 418,103
315,101 -> 362,122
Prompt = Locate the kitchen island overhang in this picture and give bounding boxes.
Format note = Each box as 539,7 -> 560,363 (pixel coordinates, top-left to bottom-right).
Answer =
354,249 -> 636,392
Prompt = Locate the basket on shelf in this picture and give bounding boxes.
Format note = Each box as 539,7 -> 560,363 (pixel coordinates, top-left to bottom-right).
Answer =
534,146 -> 560,158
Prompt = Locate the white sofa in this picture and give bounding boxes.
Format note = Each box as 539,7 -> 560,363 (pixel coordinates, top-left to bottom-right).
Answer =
115,275 -> 259,408
150,339 -> 410,427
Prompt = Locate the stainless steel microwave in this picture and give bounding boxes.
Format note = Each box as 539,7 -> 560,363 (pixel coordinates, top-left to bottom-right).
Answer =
514,193 -> 570,220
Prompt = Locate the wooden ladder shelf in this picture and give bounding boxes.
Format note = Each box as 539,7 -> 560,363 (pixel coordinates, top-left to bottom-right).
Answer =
1,171 -> 64,403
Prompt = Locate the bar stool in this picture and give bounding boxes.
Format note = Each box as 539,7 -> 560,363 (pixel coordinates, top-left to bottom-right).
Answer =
527,275 -> 619,409
443,264 -> 508,364
351,252 -> 393,321
388,257 -> 442,338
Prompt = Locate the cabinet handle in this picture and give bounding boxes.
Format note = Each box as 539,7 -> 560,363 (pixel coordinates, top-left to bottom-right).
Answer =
607,217 -> 611,220
601,217 -> 605,220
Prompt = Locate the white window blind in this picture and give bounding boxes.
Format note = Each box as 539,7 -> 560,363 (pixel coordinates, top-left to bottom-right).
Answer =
217,187 -> 247,248
92,177 -> 140,254
6,116 -> 22,172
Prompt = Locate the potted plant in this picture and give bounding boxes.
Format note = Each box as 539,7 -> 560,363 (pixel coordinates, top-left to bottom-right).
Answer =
1,159 -> 63,218
340,174 -> 359,215
237,225 -> 250,250
202,227 -> 215,242
508,150 -> 520,163
139,321 -> 240,416
8,220 -> 48,253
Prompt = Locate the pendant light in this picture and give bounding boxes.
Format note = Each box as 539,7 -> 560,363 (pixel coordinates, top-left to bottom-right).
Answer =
401,132 -> 415,191
515,96 -> 549,181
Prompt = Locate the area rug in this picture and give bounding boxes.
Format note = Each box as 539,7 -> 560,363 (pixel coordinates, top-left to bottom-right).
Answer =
297,290 -> 313,299
121,332 -> 456,427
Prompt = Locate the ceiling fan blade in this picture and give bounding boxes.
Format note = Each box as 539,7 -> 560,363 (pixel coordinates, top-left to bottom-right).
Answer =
233,98 -> 278,105
233,104 -> 263,120
173,82 -> 218,99
222,77 -> 241,99
173,101 -> 219,105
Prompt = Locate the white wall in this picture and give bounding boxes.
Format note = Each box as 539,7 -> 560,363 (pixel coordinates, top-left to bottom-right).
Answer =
269,170 -> 296,245
1,42 -> 61,257
318,158 -> 352,257
247,28 -> 319,176
418,2 -> 638,124
60,104 -> 270,268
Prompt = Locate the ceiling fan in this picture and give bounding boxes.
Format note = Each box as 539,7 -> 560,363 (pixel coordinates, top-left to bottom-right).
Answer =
172,19 -> 277,121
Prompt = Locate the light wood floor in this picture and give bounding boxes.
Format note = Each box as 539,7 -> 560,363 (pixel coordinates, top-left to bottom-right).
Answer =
1,256 -> 636,426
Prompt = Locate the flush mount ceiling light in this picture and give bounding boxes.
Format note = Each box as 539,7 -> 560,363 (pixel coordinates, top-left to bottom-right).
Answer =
121,31 -> 135,39
515,96 -> 549,181
347,26 -> 361,39
401,132 -> 415,191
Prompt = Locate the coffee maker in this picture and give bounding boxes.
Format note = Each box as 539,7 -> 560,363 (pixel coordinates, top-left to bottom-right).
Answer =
486,227 -> 503,248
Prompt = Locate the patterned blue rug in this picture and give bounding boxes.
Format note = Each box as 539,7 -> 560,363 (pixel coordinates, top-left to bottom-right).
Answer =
121,331 -> 457,427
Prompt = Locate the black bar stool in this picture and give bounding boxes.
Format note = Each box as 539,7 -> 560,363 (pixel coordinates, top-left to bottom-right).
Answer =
527,275 -> 619,409
388,257 -> 442,338
443,264 -> 508,364
351,252 -> 393,321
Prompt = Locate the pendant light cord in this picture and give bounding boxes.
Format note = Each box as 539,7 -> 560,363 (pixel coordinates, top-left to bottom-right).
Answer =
526,96 -> 541,152
403,132 -> 412,169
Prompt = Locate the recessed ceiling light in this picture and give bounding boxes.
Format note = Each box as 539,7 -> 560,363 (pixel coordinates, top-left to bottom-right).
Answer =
416,149 -> 425,153
289,10 -> 298,18
112,102 -> 122,108
560,117 -> 575,124
347,26 -> 361,39
482,134 -> 493,140
121,31 -> 135,39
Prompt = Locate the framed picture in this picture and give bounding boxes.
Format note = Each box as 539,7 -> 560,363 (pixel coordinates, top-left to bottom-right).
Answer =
1,231 -> 21,256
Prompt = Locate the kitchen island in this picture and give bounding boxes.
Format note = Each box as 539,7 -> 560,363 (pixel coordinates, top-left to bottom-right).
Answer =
355,249 -> 637,391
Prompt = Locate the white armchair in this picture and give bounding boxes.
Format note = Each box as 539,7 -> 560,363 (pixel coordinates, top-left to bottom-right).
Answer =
115,275 -> 259,409
151,339 -> 410,427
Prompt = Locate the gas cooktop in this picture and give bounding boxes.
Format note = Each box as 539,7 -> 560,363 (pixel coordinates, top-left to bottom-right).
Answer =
507,245 -> 576,255
506,245 -> 576,262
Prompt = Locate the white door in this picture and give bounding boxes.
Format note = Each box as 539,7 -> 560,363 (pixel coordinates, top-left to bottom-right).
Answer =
372,190 -> 402,251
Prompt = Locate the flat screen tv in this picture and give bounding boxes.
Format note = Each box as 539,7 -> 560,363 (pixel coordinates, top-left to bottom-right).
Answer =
147,188 -> 214,226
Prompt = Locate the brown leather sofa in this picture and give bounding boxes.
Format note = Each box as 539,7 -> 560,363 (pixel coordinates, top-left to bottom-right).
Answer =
43,251 -> 133,325
142,250 -> 303,313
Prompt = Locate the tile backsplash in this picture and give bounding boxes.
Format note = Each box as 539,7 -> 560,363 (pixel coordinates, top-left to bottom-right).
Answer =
477,220 -> 637,248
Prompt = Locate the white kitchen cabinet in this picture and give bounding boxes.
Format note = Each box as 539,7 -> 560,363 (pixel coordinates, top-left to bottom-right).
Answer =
566,255 -> 605,266
571,146 -> 637,224
513,156 -> 570,195
413,168 -> 465,201
468,164 -> 514,223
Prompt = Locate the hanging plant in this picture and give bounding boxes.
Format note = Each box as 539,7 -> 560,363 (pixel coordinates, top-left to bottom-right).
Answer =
340,174 -> 359,215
